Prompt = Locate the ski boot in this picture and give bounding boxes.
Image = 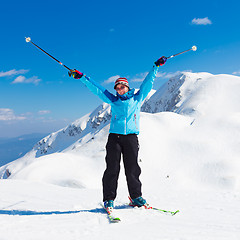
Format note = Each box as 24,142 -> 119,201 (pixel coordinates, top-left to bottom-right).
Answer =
129,196 -> 152,209
103,200 -> 114,214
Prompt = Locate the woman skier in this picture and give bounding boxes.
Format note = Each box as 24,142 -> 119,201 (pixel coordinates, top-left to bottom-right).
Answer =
71,56 -> 167,212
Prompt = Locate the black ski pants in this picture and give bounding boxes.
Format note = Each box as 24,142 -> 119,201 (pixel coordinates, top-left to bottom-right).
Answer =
102,133 -> 142,202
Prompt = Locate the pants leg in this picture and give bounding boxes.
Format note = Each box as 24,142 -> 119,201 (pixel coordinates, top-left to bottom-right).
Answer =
122,134 -> 142,199
102,134 -> 121,202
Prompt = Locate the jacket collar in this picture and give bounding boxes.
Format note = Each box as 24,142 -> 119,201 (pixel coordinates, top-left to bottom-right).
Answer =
116,88 -> 135,100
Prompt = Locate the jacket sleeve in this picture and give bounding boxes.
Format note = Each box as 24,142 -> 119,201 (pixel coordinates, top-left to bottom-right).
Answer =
78,75 -> 116,104
136,64 -> 159,101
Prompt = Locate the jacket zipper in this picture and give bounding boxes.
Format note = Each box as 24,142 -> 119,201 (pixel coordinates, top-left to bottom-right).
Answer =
124,117 -> 127,134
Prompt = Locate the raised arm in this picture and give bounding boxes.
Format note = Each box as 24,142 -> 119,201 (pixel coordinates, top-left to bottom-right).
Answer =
71,70 -> 116,104
137,56 -> 167,101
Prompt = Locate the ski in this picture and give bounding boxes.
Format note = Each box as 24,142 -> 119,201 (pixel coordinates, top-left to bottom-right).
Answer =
151,207 -> 179,216
101,204 -> 121,223
129,204 -> 179,216
128,197 -> 179,216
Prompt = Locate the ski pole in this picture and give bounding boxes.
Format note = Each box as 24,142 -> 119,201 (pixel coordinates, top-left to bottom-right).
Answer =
25,37 -> 73,73
167,46 -> 197,59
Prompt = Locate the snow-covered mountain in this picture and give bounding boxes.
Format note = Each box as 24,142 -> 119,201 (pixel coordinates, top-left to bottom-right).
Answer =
1,72 -> 240,191
142,71 -> 240,116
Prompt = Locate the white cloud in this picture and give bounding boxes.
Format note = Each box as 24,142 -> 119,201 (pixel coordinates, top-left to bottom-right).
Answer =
0,69 -> 29,77
12,76 -> 26,83
130,71 -> 187,83
0,108 -> 26,121
191,17 -> 212,25
12,75 -> 41,85
131,72 -> 148,82
38,110 -> 51,115
103,75 -> 120,84
0,108 -> 54,127
156,71 -> 185,79
0,69 -> 41,85
232,71 -> 240,75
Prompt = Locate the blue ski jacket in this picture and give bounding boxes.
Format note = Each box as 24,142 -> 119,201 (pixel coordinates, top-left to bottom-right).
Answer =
79,65 -> 159,135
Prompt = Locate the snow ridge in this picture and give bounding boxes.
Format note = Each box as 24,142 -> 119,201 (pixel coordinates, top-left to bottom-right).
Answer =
33,102 -> 111,157
141,72 -> 214,115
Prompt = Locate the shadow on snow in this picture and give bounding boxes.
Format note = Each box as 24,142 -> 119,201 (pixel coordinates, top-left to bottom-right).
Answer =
0,205 -> 129,216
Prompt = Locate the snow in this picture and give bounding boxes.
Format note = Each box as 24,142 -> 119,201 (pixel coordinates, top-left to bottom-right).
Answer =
0,180 -> 239,240
0,72 -> 240,239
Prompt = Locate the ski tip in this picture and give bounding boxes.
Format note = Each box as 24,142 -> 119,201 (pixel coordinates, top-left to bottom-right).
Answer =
111,218 -> 121,223
172,210 -> 180,216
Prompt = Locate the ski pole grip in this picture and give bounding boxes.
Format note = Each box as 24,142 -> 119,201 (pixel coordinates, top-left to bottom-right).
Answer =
69,69 -> 83,79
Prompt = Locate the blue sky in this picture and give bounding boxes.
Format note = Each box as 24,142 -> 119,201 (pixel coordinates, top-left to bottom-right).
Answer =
0,0 -> 240,137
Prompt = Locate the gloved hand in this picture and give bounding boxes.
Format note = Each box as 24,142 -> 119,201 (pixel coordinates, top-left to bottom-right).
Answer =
155,56 -> 167,67
69,69 -> 83,79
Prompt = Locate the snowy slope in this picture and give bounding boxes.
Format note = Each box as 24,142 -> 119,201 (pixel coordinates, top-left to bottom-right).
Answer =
0,72 -> 240,239
0,179 -> 239,240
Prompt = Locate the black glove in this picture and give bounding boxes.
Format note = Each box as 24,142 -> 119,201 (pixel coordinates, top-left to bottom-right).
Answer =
69,69 -> 83,79
155,56 -> 167,67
